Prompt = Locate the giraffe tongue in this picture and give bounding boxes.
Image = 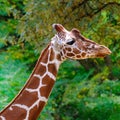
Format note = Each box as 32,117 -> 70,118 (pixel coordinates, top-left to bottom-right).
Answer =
52,23 -> 65,32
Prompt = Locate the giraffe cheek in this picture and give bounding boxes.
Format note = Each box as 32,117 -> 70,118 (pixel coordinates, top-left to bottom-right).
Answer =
76,52 -> 87,59
66,47 -> 72,52
76,55 -> 82,59
73,48 -> 80,54
81,52 -> 86,58
66,53 -> 75,58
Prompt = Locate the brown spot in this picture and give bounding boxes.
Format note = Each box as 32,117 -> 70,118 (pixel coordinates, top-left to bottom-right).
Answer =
81,52 -> 86,57
92,44 -> 95,48
27,77 -> 40,89
29,101 -> 45,120
14,91 -> 38,107
48,63 -> 57,76
29,105 -> 38,120
85,42 -> 91,47
49,48 -> 55,61
73,48 -> 80,54
63,49 -> 66,54
56,54 -> 61,61
36,64 -> 46,76
40,75 -> 55,98
2,106 -> 27,120
76,55 -> 81,58
66,47 -> 72,51
67,53 -> 75,57
77,40 -> 83,48
40,48 -> 49,63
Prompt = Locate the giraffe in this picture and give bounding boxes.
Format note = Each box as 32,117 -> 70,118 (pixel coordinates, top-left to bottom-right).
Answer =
0,23 -> 111,120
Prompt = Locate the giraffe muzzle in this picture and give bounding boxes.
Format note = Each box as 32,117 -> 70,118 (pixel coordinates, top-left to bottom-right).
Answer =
96,45 -> 112,57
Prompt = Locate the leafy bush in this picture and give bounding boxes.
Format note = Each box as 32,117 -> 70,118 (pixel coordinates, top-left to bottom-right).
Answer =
0,52 -> 31,109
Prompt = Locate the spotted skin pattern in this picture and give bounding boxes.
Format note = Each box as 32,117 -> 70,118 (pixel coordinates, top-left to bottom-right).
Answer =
0,24 -> 111,120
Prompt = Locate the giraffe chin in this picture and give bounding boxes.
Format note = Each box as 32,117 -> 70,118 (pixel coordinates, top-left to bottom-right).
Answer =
96,54 -> 107,58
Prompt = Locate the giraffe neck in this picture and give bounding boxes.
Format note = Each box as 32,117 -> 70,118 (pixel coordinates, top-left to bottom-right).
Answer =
0,43 -> 62,120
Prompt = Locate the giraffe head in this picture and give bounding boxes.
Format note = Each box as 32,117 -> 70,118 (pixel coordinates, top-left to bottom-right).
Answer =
51,23 -> 111,60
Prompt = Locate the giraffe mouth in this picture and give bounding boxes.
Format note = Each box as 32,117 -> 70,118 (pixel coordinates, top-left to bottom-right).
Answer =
96,54 -> 107,58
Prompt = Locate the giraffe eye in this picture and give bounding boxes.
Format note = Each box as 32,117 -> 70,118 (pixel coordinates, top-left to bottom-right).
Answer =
66,39 -> 75,45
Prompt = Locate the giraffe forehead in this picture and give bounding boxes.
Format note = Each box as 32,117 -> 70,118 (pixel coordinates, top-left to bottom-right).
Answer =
65,32 -> 73,40
57,30 -> 73,41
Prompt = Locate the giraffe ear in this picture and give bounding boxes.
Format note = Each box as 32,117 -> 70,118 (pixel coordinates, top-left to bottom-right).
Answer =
71,28 -> 81,38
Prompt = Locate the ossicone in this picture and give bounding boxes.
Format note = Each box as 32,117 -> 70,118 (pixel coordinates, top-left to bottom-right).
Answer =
52,23 -> 65,32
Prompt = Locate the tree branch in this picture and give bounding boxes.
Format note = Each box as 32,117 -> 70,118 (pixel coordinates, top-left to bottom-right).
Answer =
71,0 -> 89,11
81,2 -> 120,19
93,2 -> 120,15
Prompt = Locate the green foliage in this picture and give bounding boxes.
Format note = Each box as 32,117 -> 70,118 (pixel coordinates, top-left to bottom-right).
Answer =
0,52 -> 30,109
0,0 -> 27,48
39,61 -> 120,120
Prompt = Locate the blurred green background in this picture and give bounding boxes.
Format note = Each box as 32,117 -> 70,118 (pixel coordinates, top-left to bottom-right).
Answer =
0,0 -> 120,120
